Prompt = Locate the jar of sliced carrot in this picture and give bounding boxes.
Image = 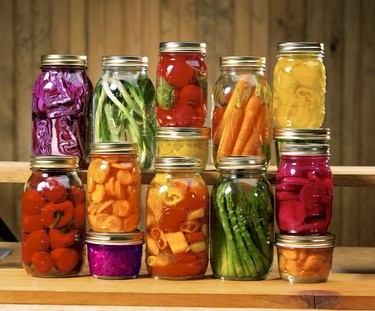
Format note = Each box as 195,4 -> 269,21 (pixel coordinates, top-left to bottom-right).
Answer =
21,156 -> 86,277
273,42 -> 326,128
146,157 -> 209,279
211,56 -> 272,168
87,142 -> 141,233
276,233 -> 336,283
276,143 -> 332,235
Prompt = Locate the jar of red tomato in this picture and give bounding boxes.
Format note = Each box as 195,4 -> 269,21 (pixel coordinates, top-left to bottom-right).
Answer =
276,144 -> 333,235
156,42 -> 207,127
146,157 -> 209,279
21,156 -> 86,277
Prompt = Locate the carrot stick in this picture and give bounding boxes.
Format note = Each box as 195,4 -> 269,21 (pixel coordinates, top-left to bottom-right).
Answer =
241,105 -> 266,155
212,106 -> 225,136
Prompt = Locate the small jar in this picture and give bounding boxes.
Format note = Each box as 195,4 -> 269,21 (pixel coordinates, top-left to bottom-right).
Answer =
146,157 -> 209,279
91,56 -> 156,171
276,233 -> 336,283
211,56 -> 272,168
274,128 -> 330,166
156,42 -> 207,127
273,42 -> 326,128
155,127 -> 210,170
32,54 -> 93,168
276,144 -> 333,235
86,230 -> 144,279
87,142 -> 141,233
21,156 -> 86,277
211,156 -> 274,280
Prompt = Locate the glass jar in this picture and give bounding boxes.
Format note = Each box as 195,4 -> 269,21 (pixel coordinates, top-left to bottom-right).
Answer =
211,56 -> 272,168
86,230 -> 144,279
276,144 -> 333,235
273,42 -> 326,128
274,128 -> 330,166
87,142 -> 141,233
276,233 -> 336,283
156,42 -> 207,127
146,157 -> 209,279
155,127 -> 210,170
91,56 -> 156,171
211,156 -> 274,280
21,156 -> 86,277
32,54 -> 93,168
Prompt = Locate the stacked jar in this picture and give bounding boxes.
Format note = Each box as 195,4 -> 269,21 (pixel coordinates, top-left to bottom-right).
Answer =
272,42 -> 336,283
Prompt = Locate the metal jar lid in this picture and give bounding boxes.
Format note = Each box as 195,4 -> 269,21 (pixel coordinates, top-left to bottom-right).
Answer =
280,143 -> 330,156
276,233 -> 336,249
220,56 -> 266,71
156,127 -> 210,140
30,156 -> 79,169
154,156 -> 202,171
41,54 -> 88,67
218,156 -> 267,172
102,56 -> 148,68
273,128 -> 330,141
86,230 -> 144,246
90,142 -> 138,155
159,42 -> 206,54
276,42 -> 324,57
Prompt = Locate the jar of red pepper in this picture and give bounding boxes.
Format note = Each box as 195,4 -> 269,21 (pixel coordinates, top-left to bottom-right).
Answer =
21,156 -> 86,277
156,42 -> 207,127
276,144 -> 333,235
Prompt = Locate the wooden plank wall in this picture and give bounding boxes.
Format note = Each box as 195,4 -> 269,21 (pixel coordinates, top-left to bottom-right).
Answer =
0,0 -> 374,246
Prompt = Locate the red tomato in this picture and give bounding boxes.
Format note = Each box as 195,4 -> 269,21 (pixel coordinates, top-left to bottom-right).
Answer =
174,103 -> 196,127
156,106 -> 176,127
166,62 -> 195,88
179,84 -> 204,107
158,207 -> 187,233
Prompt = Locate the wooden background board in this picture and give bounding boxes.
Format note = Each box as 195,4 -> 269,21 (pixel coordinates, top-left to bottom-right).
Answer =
0,0 -> 374,246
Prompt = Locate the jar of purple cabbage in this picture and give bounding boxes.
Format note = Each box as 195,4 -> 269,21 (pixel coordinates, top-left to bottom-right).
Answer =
32,54 -> 93,168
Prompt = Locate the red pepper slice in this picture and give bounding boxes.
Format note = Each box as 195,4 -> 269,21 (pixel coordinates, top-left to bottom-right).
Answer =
74,203 -> 86,229
22,189 -> 47,215
41,201 -> 74,228
31,251 -> 53,274
68,186 -> 86,205
23,214 -> 47,233
166,62 -> 195,88
51,248 -> 79,274
23,230 -> 50,256
179,84 -> 204,107
49,229 -> 76,249
174,103 -> 196,127
41,177 -> 67,203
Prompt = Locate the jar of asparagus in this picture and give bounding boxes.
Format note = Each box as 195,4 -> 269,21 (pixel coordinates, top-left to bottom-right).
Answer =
211,156 -> 274,280
91,56 -> 156,171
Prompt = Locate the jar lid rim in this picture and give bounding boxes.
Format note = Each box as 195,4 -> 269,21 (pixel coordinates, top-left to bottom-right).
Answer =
90,142 -> 138,155
41,54 -> 88,67
276,42 -> 324,56
159,41 -> 206,53
156,127 -> 210,139
154,156 -> 203,171
218,156 -> 267,171
102,55 -> 148,67
280,143 -> 330,156
86,230 -> 144,244
30,156 -> 79,169
276,233 -> 336,248
273,128 -> 330,140
220,56 -> 266,70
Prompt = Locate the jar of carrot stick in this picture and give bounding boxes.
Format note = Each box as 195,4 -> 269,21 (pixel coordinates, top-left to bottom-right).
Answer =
211,56 -> 272,168
146,157 -> 209,279
87,142 -> 141,233
276,233 -> 336,283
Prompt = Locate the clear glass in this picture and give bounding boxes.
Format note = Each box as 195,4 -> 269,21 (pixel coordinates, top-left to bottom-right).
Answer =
276,155 -> 333,234
91,66 -> 156,171
211,171 -> 274,280
87,154 -> 141,233
273,53 -> 326,128
211,67 -> 272,168
146,171 -> 209,279
21,168 -> 86,277
156,52 -> 207,127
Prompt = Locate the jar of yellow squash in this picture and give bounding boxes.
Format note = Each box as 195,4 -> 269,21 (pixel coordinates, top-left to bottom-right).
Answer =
273,42 -> 326,128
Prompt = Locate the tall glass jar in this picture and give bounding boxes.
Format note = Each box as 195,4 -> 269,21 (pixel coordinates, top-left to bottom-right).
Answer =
276,144 -> 333,235
87,142 -> 141,233
211,156 -> 274,280
273,42 -> 326,128
21,156 -> 86,277
211,56 -> 272,168
156,42 -> 207,127
146,157 -> 209,279
32,54 -> 93,168
91,56 -> 156,171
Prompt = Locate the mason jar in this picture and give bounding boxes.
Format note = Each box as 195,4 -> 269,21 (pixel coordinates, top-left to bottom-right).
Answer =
276,233 -> 336,283
21,156 -> 86,277
156,42 -> 207,127
211,56 -> 272,168
276,144 -> 333,235
146,157 -> 209,279
211,156 -> 274,280
87,142 -> 141,233
273,42 -> 326,128
32,54 -> 93,168
91,56 -> 156,171
155,127 -> 210,170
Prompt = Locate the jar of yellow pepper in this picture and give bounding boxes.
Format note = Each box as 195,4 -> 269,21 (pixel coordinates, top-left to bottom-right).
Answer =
273,42 -> 326,128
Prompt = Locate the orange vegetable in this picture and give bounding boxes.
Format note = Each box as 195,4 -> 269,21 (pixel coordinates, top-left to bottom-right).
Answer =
113,200 -> 131,217
185,231 -> 205,243
212,106 -> 225,136
241,104 -> 266,155
180,219 -> 201,233
123,214 -> 139,232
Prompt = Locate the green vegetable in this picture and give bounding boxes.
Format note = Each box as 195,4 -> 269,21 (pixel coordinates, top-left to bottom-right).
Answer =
156,76 -> 174,109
